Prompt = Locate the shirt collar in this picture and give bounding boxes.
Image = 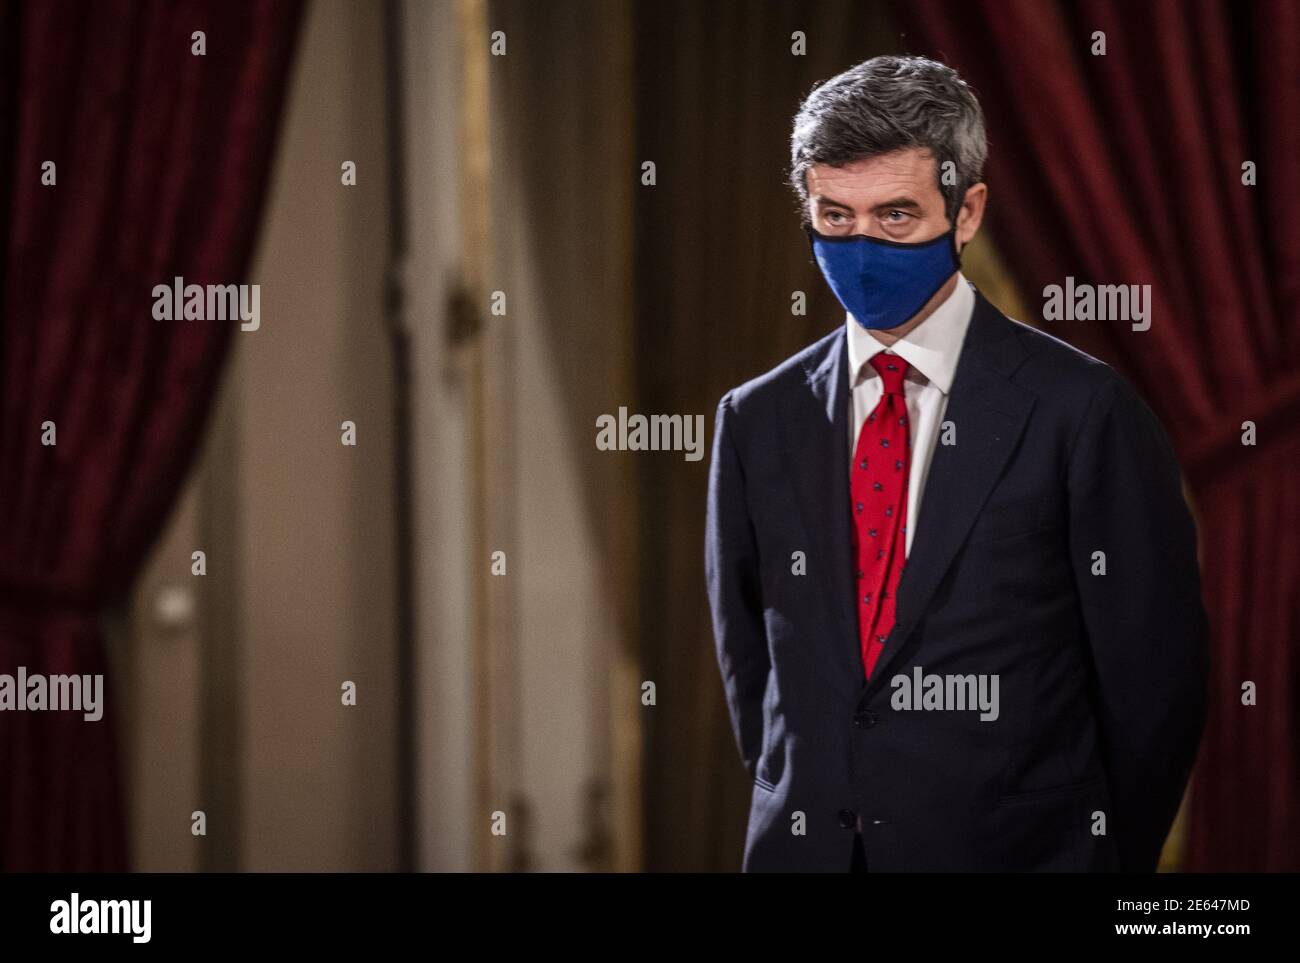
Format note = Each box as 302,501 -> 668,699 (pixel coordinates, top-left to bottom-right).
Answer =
845,272 -> 974,394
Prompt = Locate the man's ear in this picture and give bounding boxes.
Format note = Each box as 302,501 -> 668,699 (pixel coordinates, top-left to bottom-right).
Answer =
955,182 -> 988,251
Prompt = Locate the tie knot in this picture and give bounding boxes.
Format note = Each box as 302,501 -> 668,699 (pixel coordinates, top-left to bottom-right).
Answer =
869,353 -> 909,395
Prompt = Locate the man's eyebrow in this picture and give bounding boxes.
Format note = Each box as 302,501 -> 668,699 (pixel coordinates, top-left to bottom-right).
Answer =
871,197 -> 923,212
812,194 -> 854,210
812,195 -> 924,213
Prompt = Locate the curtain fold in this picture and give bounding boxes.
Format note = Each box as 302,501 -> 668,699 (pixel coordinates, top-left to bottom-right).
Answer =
0,0 -> 303,871
895,0 -> 1300,871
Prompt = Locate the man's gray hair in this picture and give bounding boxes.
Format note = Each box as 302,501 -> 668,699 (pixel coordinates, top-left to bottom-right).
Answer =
789,55 -> 987,227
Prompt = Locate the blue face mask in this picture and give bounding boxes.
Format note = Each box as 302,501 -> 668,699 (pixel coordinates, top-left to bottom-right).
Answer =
806,224 -> 961,330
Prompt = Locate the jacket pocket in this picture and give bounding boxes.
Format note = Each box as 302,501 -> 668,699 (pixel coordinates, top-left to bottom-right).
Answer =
996,775 -> 1103,805
968,495 -> 1045,544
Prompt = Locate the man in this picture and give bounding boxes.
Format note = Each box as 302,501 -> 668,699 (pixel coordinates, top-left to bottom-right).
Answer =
705,56 -> 1208,872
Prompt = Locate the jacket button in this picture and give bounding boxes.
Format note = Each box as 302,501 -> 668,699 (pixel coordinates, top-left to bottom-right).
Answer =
853,710 -> 877,729
837,809 -> 857,829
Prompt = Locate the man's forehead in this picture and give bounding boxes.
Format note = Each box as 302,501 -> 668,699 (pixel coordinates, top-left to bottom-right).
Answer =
806,149 -> 938,205
809,149 -> 935,183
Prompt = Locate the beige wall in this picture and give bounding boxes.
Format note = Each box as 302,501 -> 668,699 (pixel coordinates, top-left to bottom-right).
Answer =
398,0 -> 643,871
124,0 -> 399,872
123,0 -> 643,874
399,0 -> 478,873
482,0 -> 640,872
235,0 -> 397,872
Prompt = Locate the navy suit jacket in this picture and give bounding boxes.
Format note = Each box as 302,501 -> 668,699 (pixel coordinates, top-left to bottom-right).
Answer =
705,284 -> 1209,872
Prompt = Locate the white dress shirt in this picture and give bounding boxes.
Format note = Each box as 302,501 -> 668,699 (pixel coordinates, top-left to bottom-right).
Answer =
846,274 -> 975,556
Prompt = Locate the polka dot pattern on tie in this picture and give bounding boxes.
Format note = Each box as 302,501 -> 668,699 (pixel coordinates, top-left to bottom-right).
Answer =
850,353 -> 911,679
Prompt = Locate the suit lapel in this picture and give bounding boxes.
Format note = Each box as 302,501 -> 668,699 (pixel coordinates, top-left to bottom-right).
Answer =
779,329 -> 863,697
862,291 -> 1036,696
778,293 -> 1037,702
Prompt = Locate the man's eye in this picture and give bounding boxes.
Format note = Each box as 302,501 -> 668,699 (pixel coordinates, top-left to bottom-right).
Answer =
884,210 -> 907,222
825,210 -> 848,224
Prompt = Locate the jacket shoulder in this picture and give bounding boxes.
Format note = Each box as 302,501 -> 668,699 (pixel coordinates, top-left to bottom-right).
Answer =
718,327 -> 840,415
995,309 -> 1133,405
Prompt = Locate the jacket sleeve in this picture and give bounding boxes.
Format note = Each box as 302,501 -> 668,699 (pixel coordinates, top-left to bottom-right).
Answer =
705,391 -> 771,781
1067,371 -> 1210,872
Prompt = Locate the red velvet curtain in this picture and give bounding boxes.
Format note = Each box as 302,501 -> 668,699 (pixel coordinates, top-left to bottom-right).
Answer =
895,0 -> 1300,870
0,0 -> 303,870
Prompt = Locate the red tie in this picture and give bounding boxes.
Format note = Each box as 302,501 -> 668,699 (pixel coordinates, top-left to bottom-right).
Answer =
851,353 -> 910,680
